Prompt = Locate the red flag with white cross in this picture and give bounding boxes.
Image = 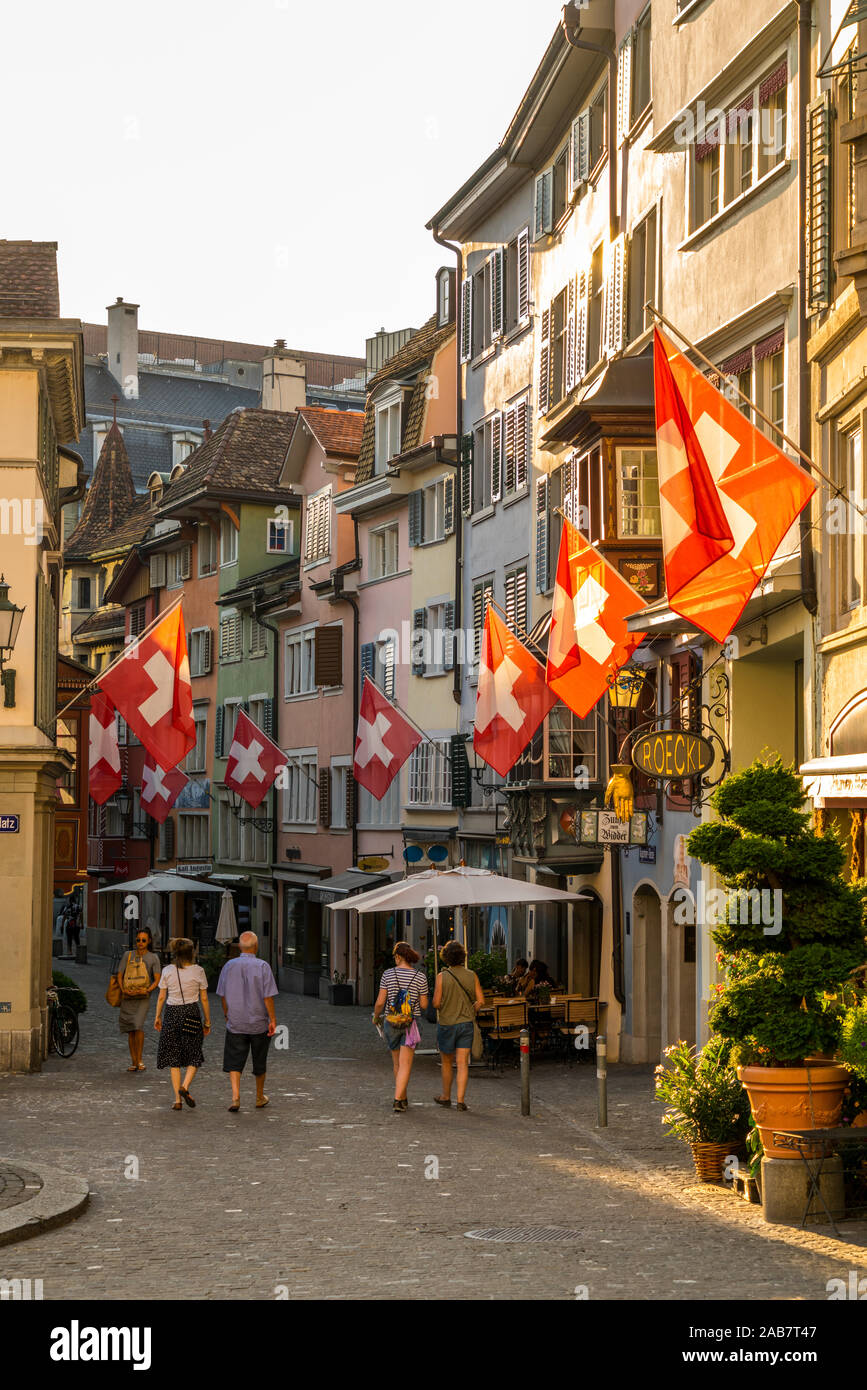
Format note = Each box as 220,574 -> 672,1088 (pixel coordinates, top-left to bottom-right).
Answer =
140,753 -> 188,825
353,676 -> 421,800
88,691 -> 122,805
224,709 -> 286,809
654,327 -> 816,641
546,518 -> 646,718
474,607 -> 556,777
97,603 -> 195,770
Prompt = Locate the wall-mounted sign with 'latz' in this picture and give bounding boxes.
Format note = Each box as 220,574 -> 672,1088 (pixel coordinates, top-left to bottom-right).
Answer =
630,730 -> 715,782
0,814 -> 20,833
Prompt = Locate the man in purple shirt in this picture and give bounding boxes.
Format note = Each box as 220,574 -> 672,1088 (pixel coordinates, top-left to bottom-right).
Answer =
216,931 -> 278,1113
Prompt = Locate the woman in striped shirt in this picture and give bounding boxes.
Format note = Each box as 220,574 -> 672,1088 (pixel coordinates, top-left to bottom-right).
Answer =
373,943 -> 429,1113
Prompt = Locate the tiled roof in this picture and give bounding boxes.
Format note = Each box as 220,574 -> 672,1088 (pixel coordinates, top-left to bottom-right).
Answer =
88,496 -> 154,555
83,325 -> 365,387
354,316 -> 454,485
218,558 -> 301,606
365,313 -> 454,392
65,424 -> 138,559
296,406 -> 364,458
71,607 -> 125,641
84,361 -> 260,432
159,408 -> 298,509
0,241 -> 60,318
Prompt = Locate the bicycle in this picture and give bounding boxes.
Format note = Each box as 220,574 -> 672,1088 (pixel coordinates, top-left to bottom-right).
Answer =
46,986 -> 80,1058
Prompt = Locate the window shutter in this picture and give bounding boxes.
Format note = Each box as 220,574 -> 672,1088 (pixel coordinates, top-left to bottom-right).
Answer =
443,473 -> 455,536
149,554 -> 166,588
565,277 -> 577,395
450,734 -> 471,809
162,816 -> 175,861
314,626 -> 343,687
504,406 -> 516,494
806,91 -> 831,313
408,489 -> 423,547
514,397 -> 529,490
319,767 -> 331,828
490,248 -> 504,339
605,236 -> 626,356
505,571 -> 517,630
263,696 -> 275,741
575,270 -> 589,383
179,543 -> 192,580
490,412 -> 503,503
575,109 -> 591,184
460,277 -> 473,362
538,306 -> 552,415
517,228 -> 530,320
360,641 -> 376,693
617,30 -> 633,145
201,627 -> 212,675
345,769 -> 357,827
382,638 -> 396,698
411,608 -> 427,676
443,600 -> 456,671
535,475 -> 550,593
473,582 -> 485,660
460,433 -> 474,517
506,567 -> 528,635
534,168 -> 553,239
214,704 -> 224,758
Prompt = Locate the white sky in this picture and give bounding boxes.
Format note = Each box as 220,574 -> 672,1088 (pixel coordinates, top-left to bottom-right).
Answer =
7,0 -> 560,358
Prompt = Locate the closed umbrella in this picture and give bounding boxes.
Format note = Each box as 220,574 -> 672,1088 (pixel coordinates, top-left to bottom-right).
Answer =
216,889 -> 238,945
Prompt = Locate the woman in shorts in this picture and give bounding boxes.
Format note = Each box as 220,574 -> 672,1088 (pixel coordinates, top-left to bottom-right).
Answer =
373,942 -> 428,1113
431,941 -> 485,1111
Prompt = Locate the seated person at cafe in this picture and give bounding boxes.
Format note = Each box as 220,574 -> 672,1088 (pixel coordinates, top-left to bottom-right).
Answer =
518,960 -> 560,997
507,958 -> 529,986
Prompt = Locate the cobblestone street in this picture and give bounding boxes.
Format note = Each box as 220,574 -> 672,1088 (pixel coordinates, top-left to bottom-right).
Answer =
2,957 -> 867,1301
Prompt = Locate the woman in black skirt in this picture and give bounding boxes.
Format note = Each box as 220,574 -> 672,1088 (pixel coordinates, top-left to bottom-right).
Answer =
153,938 -> 210,1110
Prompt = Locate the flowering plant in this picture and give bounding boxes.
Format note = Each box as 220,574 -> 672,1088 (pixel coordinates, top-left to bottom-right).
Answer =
839,999 -> 867,1083
654,1037 -> 750,1145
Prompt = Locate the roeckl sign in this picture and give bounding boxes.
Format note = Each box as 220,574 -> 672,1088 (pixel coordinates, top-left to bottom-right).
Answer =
630,730 -> 715,781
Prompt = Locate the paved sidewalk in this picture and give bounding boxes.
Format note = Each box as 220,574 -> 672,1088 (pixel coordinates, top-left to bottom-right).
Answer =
1,955 -> 866,1300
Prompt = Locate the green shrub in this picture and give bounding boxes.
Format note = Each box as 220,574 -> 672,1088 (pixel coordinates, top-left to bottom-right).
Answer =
52,971 -> 86,1015
654,1037 -> 750,1144
840,1000 -> 867,1082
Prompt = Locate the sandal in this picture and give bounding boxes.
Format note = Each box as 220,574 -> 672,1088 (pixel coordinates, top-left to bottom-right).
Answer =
127,1065 -> 138,1072
228,1101 -> 240,1113
434,1095 -> 452,1107
137,1064 -> 146,1072
172,1101 -> 183,1110
179,1087 -> 196,1108
456,1102 -> 469,1111
393,1099 -> 404,1113
256,1096 -> 270,1109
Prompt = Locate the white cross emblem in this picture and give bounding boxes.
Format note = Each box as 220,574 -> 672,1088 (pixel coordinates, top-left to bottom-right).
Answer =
230,736 -> 267,783
142,762 -> 173,803
477,650 -> 526,733
355,711 -> 392,769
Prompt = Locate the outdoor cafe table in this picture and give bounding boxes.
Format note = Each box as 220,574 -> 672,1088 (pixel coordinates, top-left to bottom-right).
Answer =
771,1127 -> 867,1236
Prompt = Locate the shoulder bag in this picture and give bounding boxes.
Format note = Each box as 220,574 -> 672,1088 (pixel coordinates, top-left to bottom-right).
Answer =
105,959 -> 123,1009
177,967 -> 204,1041
444,967 -> 484,1062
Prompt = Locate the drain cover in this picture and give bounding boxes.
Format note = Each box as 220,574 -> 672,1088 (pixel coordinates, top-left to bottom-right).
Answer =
465,1226 -> 581,1243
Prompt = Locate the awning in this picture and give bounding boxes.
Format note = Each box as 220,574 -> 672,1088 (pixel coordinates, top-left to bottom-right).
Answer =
307,869 -> 393,905
540,351 -> 654,450
801,755 -> 867,807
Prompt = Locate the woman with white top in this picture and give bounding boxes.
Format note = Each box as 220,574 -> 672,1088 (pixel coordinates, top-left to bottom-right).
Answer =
154,938 -> 210,1110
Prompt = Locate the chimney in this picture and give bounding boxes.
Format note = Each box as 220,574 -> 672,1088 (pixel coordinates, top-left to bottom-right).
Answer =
106,297 -> 140,401
261,339 -> 306,412
203,419 -> 212,440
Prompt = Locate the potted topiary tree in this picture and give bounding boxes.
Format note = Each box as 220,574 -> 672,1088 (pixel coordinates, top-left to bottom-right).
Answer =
687,757 -> 866,1160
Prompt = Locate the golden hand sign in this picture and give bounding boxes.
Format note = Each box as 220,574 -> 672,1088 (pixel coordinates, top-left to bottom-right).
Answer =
604,763 -> 635,824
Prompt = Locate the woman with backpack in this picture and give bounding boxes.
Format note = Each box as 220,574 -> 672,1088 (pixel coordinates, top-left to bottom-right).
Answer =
431,941 -> 485,1111
153,938 -> 210,1110
116,928 -> 161,1072
372,943 -> 429,1113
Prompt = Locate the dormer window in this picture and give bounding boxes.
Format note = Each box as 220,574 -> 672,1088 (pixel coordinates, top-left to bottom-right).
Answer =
374,390 -> 406,475
172,433 -> 199,467
149,481 -> 163,509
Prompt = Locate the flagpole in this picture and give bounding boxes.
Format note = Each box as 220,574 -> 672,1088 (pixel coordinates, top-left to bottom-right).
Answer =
55,592 -> 186,724
647,303 -> 863,514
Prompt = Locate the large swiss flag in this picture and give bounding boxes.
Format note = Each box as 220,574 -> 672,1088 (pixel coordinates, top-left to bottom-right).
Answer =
140,753 -> 188,824
89,692 -> 122,805
654,327 -> 816,642
97,603 -> 195,770
353,676 -> 421,800
225,709 -> 286,809
474,608 -> 556,777
546,518 -> 646,718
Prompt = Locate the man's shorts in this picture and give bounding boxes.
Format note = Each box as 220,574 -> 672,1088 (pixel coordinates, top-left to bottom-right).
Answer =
223,1030 -> 271,1076
436,1021 -> 474,1054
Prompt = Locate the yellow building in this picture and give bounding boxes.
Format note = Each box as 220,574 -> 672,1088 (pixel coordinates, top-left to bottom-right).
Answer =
0,241 -> 85,1072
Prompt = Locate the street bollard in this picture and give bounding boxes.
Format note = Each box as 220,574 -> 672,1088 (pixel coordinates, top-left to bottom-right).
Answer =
520,1027 -> 530,1116
596,1034 -> 607,1127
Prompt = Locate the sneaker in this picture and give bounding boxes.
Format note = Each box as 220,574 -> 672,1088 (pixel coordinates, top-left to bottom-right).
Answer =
456,1102 -> 469,1111
434,1096 -> 452,1107
393,1099 -> 404,1113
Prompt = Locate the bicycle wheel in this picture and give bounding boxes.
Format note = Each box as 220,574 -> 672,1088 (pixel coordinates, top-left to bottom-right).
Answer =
52,1005 -> 79,1058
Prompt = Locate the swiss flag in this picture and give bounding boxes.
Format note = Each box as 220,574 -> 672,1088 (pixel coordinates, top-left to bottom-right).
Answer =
654,328 -> 816,642
546,518 -> 646,718
225,709 -> 286,809
353,676 -> 421,800
89,692 -> 122,805
97,603 -> 195,770
474,608 -> 556,777
140,753 -> 188,824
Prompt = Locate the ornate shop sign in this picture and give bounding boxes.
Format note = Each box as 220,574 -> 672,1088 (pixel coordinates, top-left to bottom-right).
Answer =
630,730 -> 715,782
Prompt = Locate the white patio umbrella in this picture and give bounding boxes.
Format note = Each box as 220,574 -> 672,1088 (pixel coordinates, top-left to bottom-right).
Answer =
215,889 -> 238,944
324,866 -> 589,916
96,871 -> 224,895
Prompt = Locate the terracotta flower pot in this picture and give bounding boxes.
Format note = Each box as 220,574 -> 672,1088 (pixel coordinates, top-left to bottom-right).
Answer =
737,1063 -> 850,1159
